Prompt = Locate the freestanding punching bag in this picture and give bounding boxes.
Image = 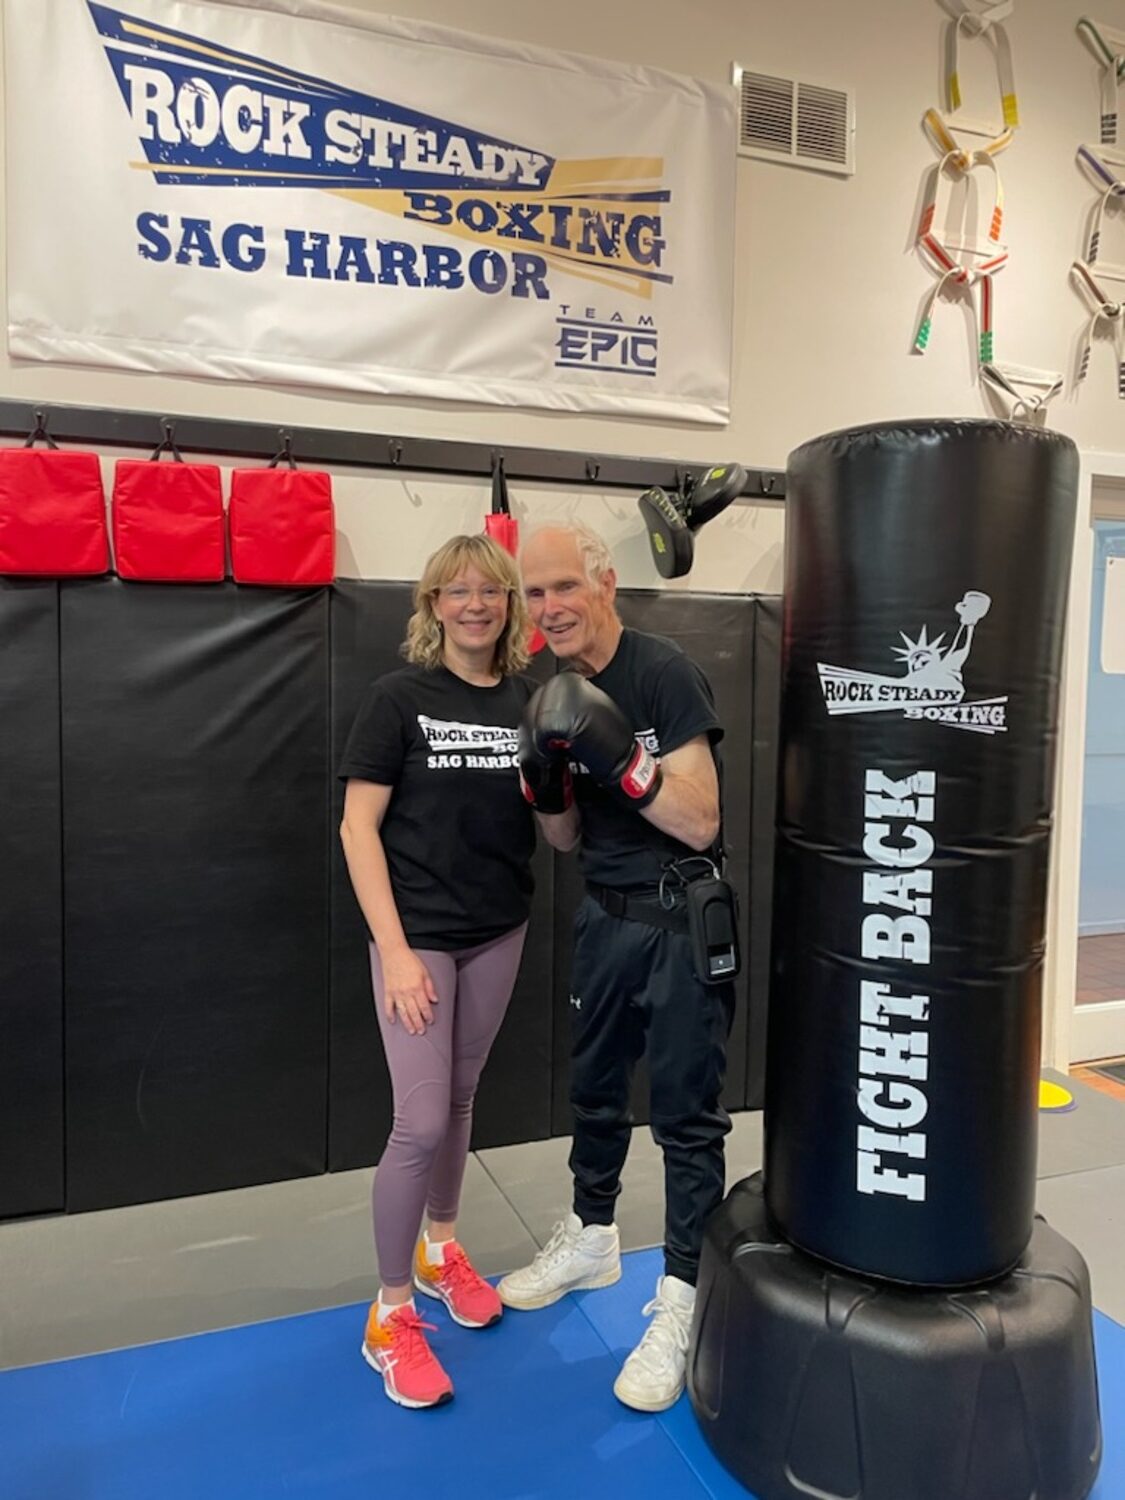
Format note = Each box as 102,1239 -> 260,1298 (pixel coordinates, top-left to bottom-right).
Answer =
689,422 -> 1101,1500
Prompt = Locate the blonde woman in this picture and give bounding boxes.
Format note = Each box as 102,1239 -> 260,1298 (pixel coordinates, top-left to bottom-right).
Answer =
339,534 -> 538,1409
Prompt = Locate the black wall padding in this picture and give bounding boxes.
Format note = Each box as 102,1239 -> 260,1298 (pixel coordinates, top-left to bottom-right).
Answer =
0,580 -> 64,1218
746,595 -> 782,1110
327,582 -> 558,1171
61,580 -> 329,1212
1,579 -> 778,1218
550,591 -> 758,1135
327,582 -> 412,1173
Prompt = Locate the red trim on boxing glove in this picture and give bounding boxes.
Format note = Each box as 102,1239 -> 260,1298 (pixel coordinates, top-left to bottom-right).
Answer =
617,742 -> 663,807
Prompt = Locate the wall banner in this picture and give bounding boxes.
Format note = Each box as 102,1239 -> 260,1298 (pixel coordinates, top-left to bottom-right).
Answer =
3,0 -> 736,423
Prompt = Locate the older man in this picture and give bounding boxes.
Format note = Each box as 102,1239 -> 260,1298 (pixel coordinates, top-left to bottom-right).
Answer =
498,523 -> 735,1413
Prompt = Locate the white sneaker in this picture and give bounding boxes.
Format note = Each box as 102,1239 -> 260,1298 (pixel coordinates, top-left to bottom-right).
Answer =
497,1212 -> 621,1310
613,1274 -> 696,1413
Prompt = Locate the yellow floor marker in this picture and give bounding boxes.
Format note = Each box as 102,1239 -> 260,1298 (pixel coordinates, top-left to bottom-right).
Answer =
1039,1078 -> 1077,1112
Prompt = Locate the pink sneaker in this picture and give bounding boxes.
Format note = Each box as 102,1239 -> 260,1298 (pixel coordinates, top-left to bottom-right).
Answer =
414,1240 -> 503,1328
361,1303 -> 454,1409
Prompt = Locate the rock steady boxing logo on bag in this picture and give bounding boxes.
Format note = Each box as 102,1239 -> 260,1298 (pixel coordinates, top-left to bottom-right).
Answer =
87,3 -> 670,377
818,592 -> 1008,735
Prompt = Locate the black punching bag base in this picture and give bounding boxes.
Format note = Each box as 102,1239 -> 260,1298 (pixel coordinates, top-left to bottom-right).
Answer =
689,1175 -> 1101,1500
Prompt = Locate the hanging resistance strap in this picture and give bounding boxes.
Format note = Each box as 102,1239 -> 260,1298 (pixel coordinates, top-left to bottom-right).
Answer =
915,148 -> 1008,363
979,362 -> 1064,420
923,107 -> 1014,168
1076,146 -> 1125,269
1071,259 -> 1125,397
940,0 -> 1020,132
1077,16 -> 1125,146
1077,142 -> 1125,199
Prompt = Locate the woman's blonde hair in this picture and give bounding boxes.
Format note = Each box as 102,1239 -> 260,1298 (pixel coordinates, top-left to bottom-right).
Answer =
402,533 -> 531,675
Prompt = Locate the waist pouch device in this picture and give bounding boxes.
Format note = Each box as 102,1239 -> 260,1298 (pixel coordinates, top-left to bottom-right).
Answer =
589,871 -> 740,983
686,874 -> 740,984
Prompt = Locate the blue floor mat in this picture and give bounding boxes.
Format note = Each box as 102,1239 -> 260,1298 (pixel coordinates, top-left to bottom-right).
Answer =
2,1247 -> 1123,1500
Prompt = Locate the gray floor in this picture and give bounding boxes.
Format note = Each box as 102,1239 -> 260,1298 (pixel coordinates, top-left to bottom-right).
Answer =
1,1078 -> 1122,1373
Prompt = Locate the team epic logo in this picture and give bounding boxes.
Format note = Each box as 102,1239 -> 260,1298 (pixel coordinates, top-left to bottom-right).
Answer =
555,307 -> 659,377
818,592 -> 1008,735
87,1 -> 673,316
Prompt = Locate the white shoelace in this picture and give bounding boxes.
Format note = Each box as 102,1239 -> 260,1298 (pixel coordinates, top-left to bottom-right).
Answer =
528,1218 -> 580,1276
629,1289 -> 692,1375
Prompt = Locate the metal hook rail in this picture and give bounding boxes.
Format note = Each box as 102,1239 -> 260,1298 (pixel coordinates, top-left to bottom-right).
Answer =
0,398 -> 785,500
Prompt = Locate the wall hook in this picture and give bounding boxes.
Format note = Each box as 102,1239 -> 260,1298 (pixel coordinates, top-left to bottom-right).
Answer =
151,418 -> 184,462
24,407 -> 57,449
269,430 -> 296,470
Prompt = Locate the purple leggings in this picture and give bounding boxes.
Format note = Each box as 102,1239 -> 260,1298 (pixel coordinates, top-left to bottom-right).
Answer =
369,923 -> 527,1286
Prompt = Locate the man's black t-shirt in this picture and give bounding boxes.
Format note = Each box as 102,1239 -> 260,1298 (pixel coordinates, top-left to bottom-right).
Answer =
575,628 -> 724,891
338,665 -> 537,950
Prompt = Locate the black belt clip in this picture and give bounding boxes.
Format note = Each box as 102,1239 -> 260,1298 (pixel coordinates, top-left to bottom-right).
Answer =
594,884 -> 628,919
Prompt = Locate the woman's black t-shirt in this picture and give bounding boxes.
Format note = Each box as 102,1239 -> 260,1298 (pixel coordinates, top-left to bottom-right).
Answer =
338,665 -> 537,950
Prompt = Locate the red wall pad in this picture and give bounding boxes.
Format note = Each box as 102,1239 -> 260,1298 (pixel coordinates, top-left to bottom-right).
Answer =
0,448 -> 108,575
112,460 -> 225,582
484,457 -> 546,654
229,469 -> 335,587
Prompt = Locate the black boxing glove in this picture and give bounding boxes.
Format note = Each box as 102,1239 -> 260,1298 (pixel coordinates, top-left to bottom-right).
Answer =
518,688 -> 573,814
530,672 -> 663,809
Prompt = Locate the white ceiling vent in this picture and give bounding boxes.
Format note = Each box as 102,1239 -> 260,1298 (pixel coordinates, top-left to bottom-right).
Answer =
732,64 -> 855,176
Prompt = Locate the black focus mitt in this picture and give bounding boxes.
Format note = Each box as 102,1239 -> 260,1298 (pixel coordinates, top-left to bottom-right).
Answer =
638,463 -> 748,579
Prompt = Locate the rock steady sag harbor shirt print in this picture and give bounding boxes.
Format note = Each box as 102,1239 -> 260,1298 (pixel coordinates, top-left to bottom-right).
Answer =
339,666 -> 536,949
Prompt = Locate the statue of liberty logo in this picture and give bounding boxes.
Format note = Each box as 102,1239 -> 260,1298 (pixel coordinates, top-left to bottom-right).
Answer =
818,592 -> 1007,734
890,590 -> 991,690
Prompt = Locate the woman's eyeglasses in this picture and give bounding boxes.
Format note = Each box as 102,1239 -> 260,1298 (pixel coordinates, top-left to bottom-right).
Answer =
437,584 -> 509,604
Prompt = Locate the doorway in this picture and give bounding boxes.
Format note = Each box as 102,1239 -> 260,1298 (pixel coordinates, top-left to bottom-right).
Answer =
1072,501 -> 1125,1090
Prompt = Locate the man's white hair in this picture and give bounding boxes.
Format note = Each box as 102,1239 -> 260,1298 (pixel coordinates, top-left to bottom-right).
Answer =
522,521 -> 614,585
